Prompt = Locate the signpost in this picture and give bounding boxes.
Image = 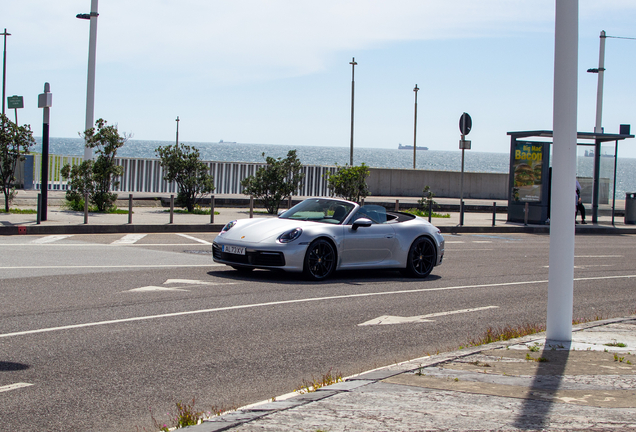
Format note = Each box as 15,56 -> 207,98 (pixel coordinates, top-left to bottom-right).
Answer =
7,95 -> 23,124
459,112 -> 472,225
38,83 -> 52,221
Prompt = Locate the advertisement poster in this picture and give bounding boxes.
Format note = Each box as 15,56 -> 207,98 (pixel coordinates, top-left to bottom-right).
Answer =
512,142 -> 544,202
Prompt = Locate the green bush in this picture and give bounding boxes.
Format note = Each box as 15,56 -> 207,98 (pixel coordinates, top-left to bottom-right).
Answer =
324,163 -> 370,203
241,150 -> 304,214
156,143 -> 215,212
61,119 -> 127,212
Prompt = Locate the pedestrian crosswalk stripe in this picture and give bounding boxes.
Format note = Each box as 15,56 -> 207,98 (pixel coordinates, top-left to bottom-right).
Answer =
111,234 -> 147,245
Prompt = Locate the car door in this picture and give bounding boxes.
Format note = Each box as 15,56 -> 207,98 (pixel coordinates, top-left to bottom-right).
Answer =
340,210 -> 397,267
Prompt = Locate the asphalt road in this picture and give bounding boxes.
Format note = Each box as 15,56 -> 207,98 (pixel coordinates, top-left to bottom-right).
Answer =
1,232 -> 635,431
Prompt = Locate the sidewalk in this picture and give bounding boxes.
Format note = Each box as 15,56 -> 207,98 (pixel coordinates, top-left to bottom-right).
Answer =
191,317 -> 636,432
2,191 -> 635,235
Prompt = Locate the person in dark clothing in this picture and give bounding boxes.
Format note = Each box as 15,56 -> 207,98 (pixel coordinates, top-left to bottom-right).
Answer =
576,179 -> 587,224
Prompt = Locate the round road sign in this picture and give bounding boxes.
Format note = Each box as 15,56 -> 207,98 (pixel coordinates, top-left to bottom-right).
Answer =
459,112 -> 472,135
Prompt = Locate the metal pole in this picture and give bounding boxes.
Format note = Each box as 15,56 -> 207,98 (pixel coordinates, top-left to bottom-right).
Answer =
395,199 -> 399,211
40,83 -> 51,221
594,30 -> 606,133
36,193 -> 41,224
349,57 -> 357,166
175,116 -> 179,145
210,195 -> 215,224
611,140 -> 618,226
84,192 -> 89,224
1,29 -> 10,119
428,199 -> 432,223
128,193 -> 133,224
413,84 -> 419,169
169,194 -> 174,224
492,202 -> 497,226
249,196 -> 254,218
83,0 -> 99,160
547,0 -> 578,343
459,137 -> 465,226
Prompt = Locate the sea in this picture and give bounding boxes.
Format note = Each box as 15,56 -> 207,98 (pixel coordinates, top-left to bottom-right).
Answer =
33,137 -> 636,201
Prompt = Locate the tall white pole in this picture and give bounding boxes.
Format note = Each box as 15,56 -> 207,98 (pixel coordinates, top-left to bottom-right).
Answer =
594,30 -> 606,133
546,0 -> 578,343
84,0 -> 99,160
349,57 -> 357,166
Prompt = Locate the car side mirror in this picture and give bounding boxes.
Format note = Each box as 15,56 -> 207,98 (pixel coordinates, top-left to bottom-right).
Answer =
352,217 -> 372,231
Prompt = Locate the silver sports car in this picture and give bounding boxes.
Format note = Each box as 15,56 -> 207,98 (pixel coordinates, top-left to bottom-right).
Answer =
212,197 -> 444,280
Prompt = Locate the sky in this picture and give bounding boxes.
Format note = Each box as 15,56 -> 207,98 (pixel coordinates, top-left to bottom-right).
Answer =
3,1 -> 636,158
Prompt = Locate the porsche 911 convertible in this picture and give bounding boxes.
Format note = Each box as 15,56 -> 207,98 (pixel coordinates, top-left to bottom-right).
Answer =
212,197 -> 444,280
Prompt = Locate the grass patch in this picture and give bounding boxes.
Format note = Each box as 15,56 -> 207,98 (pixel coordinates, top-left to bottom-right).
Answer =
605,341 -> 627,348
468,323 -> 546,347
62,200 -> 129,214
295,369 -> 344,394
402,208 -> 450,219
0,208 -> 38,214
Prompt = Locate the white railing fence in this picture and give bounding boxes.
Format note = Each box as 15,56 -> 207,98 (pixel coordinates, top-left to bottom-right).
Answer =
23,154 -> 337,197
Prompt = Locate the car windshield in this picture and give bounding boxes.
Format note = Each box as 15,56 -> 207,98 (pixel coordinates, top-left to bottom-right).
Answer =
279,199 -> 355,224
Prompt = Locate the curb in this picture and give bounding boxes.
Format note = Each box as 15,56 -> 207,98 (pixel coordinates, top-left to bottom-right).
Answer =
187,316 -> 636,432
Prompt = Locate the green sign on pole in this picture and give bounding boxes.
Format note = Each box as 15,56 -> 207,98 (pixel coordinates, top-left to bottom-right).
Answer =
8,95 -> 23,109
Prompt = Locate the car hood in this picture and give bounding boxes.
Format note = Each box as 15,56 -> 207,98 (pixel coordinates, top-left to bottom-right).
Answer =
217,217 -> 318,244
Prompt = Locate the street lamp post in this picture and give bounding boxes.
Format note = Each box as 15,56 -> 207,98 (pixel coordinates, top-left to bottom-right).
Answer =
412,84 -> 419,169
1,29 -> 11,120
587,30 -> 606,134
175,116 -> 180,145
77,0 -> 99,161
349,57 -> 357,166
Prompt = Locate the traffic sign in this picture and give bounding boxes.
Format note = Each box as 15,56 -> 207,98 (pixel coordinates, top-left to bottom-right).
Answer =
459,112 -> 472,135
8,95 -> 23,109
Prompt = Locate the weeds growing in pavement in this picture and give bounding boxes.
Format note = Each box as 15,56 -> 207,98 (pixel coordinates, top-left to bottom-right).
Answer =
149,398 -> 206,431
469,323 -> 546,347
296,369 -> 344,394
605,341 -> 627,348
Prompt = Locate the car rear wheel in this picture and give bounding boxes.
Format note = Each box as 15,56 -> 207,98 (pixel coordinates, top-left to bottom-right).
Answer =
303,239 -> 336,281
404,236 -> 436,278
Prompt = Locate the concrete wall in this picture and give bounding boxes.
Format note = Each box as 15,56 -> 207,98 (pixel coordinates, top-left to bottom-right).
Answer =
367,167 -> 510,199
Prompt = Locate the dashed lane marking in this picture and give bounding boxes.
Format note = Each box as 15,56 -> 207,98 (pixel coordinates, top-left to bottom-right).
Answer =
111,234 -> 147,245
177,234 -> 212,245
30,235 -> 73,244
0,264 -> 223,269
0,383 -> 33,393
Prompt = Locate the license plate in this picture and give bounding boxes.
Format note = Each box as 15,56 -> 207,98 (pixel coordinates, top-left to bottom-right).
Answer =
223,245 -> 246,255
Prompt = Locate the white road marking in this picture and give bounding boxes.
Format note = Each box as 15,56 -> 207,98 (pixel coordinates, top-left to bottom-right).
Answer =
358,306 -> 499,326
445,241 -> 464,244
2,274 -> 635,340
0,382 -> 33,393
31,235 -> 73,244
177,234 -> 212,245
574,255 -> 623,258
111,234 -> 147,245
164,279 -> 228,285
0,264 -> 223,269
127,286 -> 189,292
0,243 -> 213,247
472,241 -> 492,243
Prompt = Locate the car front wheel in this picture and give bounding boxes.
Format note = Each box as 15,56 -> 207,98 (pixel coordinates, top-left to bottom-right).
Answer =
404,236 -> 436,278
303,239 -> 336,281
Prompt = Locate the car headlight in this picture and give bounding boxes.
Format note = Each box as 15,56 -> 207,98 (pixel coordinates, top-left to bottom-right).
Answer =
277,228 -> 302,243
221,220 -> 237,233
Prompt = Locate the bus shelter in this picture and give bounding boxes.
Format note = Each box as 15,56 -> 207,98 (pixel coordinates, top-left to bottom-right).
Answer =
507,128 -> 633,225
